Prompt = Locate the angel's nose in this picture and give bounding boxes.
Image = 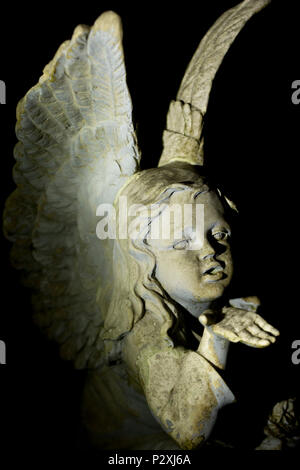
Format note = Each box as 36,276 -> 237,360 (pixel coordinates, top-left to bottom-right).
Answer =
197,238 -> 216,260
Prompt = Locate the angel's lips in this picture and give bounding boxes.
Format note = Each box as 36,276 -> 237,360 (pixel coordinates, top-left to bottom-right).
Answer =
201,265 -> 226,282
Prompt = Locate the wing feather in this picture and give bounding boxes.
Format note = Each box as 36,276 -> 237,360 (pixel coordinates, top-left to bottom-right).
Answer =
4,11 -> 140,369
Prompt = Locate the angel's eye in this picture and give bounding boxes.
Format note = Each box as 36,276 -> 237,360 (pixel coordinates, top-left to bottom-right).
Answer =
173,239 -> 189,250
212,231 -> 230,241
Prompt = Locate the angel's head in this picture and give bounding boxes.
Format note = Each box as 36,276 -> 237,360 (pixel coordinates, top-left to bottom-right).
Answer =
102,163 -> 236,349
144,180 -> 233,314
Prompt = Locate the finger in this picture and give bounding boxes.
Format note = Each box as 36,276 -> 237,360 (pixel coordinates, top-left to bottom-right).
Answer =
246,325 -> 276,343
199,314 -> 208,326
253,316 -> 280,336
212,324 -> 240,343
239,329 -> 271,348
199,312 -> 221,327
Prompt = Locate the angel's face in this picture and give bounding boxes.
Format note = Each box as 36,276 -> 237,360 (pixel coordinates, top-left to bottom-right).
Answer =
146,189 -> 233,316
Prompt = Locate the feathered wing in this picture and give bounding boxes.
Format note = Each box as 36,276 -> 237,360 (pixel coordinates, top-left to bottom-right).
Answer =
158,0 -> 271,167
3,11 -> 140,369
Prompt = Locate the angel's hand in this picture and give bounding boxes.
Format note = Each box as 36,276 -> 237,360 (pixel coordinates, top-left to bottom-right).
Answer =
199,306 -> 280,348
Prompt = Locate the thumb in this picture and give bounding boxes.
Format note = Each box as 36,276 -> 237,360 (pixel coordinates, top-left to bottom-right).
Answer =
199,313 -> 208,326
198,310 -> 220,326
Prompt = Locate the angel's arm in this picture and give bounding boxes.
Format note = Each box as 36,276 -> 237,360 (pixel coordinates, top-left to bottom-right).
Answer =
122,311 -> 235,450
198,297 -> 279,369
122,297 -> 279,449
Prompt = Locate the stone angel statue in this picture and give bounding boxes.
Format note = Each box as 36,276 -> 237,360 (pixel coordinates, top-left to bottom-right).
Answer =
3,0 -> 280,450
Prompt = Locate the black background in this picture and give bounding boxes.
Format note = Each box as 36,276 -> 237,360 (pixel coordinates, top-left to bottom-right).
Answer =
0,0 -> 300,457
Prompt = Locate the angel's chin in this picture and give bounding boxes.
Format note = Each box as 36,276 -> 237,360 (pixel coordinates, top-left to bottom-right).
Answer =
194,284 -> 227,302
